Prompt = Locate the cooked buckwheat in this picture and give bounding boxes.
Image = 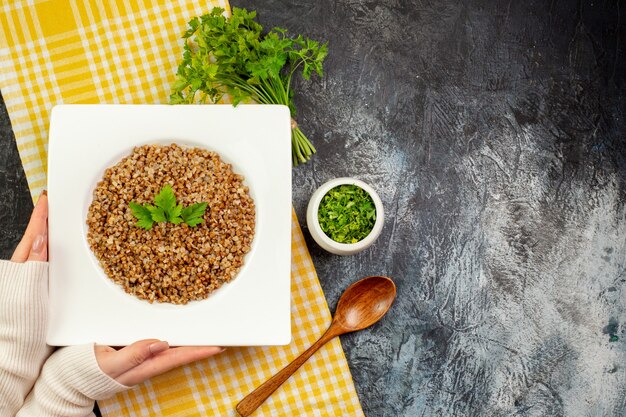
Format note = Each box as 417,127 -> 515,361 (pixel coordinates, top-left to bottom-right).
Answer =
86,144 -> 255,304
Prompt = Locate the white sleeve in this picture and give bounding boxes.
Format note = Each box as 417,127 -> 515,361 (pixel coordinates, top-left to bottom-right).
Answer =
16,344 -> 129,417
0,260 -> 53,416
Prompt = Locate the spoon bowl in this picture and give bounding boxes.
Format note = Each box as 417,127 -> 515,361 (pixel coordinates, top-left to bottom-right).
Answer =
334,276 -> 396,332
237,276 -> 396,416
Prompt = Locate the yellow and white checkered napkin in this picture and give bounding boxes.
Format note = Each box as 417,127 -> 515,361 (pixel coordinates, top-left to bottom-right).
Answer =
0,1 -> 364,415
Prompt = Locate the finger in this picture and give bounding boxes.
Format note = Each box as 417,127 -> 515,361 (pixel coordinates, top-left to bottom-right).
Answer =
27,223 -> 47,262
11,192 -> 48,262
116,346 -> 224,386
95,339 -> 163,379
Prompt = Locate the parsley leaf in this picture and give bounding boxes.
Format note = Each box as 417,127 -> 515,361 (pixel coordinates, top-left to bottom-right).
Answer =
129,202 -> 154,230
169,204 -> 183,223
154,185 -> 177,213
169,7 -> 327,167
146,205 -> 167,223
181,202 -> 208,227
130,186 -> 209,229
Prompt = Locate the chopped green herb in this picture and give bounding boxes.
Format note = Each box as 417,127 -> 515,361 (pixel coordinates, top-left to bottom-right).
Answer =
317,184 -> 376,244
130,185 -> 208,229
610,334 -> 619,342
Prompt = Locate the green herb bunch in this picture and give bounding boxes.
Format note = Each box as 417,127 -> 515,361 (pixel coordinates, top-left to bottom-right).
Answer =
169,7 -> 328,166
318,184 -> 377,244
129,184 -> 208,230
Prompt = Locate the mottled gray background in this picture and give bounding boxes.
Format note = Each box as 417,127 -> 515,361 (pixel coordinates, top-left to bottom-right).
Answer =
2,0 -> 626,416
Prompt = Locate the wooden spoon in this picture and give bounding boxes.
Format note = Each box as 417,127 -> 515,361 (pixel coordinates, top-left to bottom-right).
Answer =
236,276 -> 396,416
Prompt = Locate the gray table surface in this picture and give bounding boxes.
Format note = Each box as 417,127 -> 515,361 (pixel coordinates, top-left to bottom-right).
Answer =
1,1 -> 625,416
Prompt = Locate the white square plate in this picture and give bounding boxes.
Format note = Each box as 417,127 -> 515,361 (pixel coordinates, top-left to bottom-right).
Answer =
47,104 -> 292,346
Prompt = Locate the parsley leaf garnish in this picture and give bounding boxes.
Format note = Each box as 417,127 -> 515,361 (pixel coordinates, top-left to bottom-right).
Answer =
154,185 -> 176,214
181,202 -> 208,227
129,202 -> 154,230
146,205 -> 168,223
169,7 -> 328,167
130,185 -> 208,229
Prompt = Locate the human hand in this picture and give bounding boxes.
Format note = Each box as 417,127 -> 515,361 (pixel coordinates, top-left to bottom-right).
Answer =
13,193 -> 222,383
95,340 -> 223,386
11,190 -> 48,262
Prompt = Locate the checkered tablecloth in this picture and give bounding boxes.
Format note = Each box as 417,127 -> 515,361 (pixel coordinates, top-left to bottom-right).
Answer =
0,1 -> 364,415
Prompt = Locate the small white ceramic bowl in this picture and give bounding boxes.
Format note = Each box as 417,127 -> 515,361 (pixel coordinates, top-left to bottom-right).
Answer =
306,177 -> 384,255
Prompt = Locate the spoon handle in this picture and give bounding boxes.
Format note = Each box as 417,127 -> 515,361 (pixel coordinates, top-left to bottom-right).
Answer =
236,327 -> 339,416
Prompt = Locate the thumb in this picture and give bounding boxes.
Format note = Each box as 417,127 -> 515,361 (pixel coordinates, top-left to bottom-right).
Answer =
27,232 -> 47,262
96,339 -> 169,379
